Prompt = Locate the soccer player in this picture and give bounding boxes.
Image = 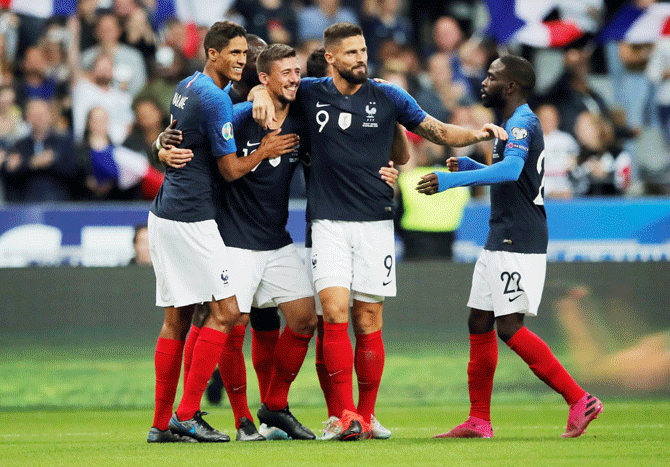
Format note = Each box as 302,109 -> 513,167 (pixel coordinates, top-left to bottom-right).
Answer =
253,23 -> 506,441
416,55 -> 603,439
146,21 -> 250,444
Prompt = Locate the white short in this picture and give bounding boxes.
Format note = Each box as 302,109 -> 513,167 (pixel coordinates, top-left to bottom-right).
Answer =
305,247 -> 323,316
467,249 -> 546,317
227,244 -> 313,313
148,212 -> 235,308
310,219 -> 396,297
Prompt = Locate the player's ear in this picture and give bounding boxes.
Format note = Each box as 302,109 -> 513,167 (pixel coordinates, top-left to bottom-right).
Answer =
324,50 -> 335,65
207,48 -> 218,62
258,72 -> 270,87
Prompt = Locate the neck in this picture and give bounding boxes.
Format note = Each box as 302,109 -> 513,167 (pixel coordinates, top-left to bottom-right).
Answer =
502,97 -> 526,120
203,62 -> 230,89
270,95 -> 290,128
332,72 -> 362,95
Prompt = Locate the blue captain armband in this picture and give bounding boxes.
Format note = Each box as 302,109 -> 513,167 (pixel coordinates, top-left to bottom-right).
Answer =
436,156 -> 525,192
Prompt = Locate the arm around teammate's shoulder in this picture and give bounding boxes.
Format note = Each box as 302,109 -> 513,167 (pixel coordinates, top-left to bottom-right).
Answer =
410,115 -> 507,147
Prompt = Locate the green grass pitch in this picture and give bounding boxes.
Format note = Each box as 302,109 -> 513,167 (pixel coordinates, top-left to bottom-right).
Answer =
1,344 -> 668,466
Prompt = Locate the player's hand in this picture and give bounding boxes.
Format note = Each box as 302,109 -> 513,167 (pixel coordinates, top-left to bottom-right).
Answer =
416,172 -> 439,195
476,123 -> 507,142
253,88 -> 277,129
447,157 -> 459,172
159,146 -> 193,169
160,120 -> 182,148
380,160 -> 399,187
259,128 -> 300,158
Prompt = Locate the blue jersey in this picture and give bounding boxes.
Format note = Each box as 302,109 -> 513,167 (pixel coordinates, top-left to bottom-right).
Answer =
215,103 -> 309,250
151,72 -> 237,222
485,104 -> 548,254
297,77 -> 426,221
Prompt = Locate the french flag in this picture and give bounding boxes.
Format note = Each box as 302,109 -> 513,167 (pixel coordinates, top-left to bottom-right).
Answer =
91,146 -> 164,200
0,0 -> 77,18
599,2 -> 670,45
485,0 -> 585,48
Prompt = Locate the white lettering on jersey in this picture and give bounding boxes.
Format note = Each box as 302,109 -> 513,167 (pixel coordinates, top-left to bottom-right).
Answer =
316,110 -> 329,133
338,112 -> 352,130
363,102 -> 378,128
172,92 -> 188,109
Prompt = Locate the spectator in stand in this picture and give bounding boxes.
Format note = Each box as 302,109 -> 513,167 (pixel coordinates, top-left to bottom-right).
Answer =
360,0 -> 412,67
0,85 -> 29,147
415,52 -> 467,124
68,17 -> 134,146
458,37 -> 488,104
574,111 -> 632,196
123,96 -> 169,171
233,0 -> 298,46
129,223 -> 152,265
113,0 -> 157,68
136,46 -> 190,116
0,9 -> 19,79
297,0 -> 358,48
81,11 -> 148,96
76,0 -> 101,52
536,103 -> 580,199
430,16 -> 465,78
15,46 -> 57,108
646,33 -> 670,147
0,98 -> 81,202
541,47 -> 612,139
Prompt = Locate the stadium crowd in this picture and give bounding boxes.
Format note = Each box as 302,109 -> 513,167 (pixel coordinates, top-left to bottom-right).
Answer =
0,0 -> 669,204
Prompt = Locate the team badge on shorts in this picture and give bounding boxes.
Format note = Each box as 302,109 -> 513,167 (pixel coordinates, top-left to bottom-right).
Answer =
222,122 -> 233,140
221,269 -> 229,285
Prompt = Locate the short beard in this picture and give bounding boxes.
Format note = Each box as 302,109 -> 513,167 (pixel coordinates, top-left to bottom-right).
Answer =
339,66 -> 367,85
481,92 -> 505,109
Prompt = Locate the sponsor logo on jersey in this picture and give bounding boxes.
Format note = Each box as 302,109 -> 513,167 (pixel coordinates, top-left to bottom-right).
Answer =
338,112 -> 352,130
316,102 -> 330,107
247,141 -> 261,147
363,101 -> 378,128
222,122 -> 233,140
511,127 -> 528,140
507,142 -> 527,151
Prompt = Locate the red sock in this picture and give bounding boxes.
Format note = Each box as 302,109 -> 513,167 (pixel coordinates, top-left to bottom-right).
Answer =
251,328 -> 279,401
176,327 -> 228,420
323,322 -> 356,416
264,326 -> 312,411
355,330 -> 385,424
153,338 -> 184,430
467,331 -> 498,421
182,325 -> 200,395
219,325 -> 252,428
507,327 -> 585,405
316,334 -> 337,417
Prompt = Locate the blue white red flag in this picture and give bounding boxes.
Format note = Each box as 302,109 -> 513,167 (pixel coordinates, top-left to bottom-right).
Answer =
599,2 -> 670,44
0,0 -> 77,18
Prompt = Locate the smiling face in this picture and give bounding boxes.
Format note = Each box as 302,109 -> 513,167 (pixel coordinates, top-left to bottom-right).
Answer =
262,56 -> 301,104
327,34 -> 368,85
480,58 -> 508,109
210,35 -> 248,83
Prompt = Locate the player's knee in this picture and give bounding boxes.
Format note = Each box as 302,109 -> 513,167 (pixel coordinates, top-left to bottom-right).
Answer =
467,310 -> 494,334
250,307 -> 281,332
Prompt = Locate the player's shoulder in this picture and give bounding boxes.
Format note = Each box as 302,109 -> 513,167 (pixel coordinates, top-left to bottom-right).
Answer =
506,104 -> 540,139
370,80 -> 410,99
300,76 -> 331,90
188,73 -> 231,104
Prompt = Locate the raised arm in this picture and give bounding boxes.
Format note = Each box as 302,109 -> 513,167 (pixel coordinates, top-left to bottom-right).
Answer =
410,115 -> 507,148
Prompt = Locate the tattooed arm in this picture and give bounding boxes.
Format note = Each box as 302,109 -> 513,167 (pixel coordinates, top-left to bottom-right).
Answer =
410,115 -> 507,147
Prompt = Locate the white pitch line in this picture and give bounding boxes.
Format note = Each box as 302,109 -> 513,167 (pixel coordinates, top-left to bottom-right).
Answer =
1,432 -> 111,438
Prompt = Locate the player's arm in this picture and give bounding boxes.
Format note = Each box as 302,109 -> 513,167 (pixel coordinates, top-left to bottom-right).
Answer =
447,156 -> 487,172
217,128 -> 300,182
379,161 -> 398,187
410,115 -> 507,147
158,146 -> 193,169
416,154 -> 524,195
389,123 -> 410,166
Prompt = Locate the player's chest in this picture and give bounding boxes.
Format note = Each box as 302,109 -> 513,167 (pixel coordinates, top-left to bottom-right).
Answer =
305,93 -> 392,139
237,128 -> 300,176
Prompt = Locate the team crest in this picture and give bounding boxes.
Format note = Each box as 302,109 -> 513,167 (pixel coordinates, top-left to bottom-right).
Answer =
510,127 -> 528,140
338,112 -> 352,130
221,270 -> 229,285
268,156 -> 281,167
222,122 -> 233,140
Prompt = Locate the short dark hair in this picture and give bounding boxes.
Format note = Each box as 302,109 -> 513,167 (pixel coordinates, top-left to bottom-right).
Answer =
323,22 -> 363,50
203,21 -> 246,55
306,47 -> 328,78
499,55 -> 536,96
256,44 -> 296,75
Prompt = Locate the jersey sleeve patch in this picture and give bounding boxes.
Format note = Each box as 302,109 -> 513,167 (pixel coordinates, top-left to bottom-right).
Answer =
511,127 -> 528,140
222,122 -> 233,140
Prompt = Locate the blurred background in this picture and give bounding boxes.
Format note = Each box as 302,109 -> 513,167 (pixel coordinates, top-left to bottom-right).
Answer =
0,0 -> 669,408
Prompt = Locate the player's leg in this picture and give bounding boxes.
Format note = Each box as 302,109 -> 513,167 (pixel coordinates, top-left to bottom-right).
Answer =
435,252 -> 496,439
311,220 -> 363,441
148,305 -> 197,443
185,304 -> 208,398
250,307 -> 281,402
255,244 -> 317,440
351,298 -> 385,439
494,251 -> 601,438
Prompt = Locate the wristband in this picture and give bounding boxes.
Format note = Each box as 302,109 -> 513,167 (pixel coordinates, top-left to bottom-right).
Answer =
155,132 -> 164,151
